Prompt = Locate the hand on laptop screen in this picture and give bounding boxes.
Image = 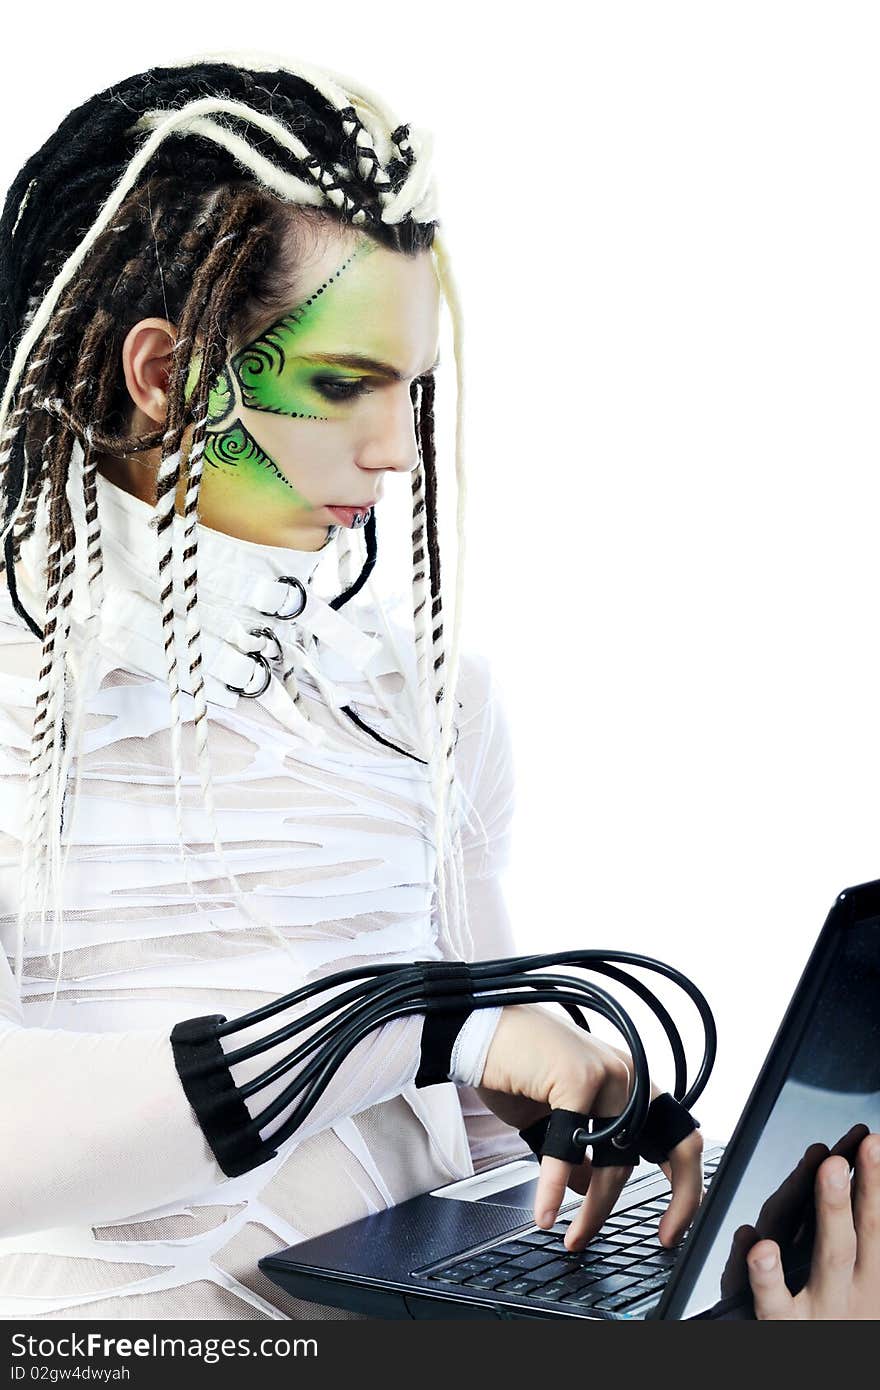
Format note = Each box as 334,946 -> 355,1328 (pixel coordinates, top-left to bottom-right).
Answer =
477,1006 -> 705,1254
741,1127 -> 880,1320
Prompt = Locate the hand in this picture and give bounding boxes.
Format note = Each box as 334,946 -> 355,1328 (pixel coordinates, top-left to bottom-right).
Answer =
479,1004 -> 704,1253
747,1131 -> 880,1319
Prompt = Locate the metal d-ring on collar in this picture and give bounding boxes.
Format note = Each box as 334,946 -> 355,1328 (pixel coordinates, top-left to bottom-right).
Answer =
225,576 -> 309,699
225,649 -> 273,699
224,628 -> 283,699
260,575 -> 308,622
249,626 -> 284,664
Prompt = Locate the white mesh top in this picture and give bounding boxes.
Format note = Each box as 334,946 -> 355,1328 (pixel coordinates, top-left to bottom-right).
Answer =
0,443 -> 527,1320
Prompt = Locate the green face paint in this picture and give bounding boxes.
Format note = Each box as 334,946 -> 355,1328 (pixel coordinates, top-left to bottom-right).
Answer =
232,241 -> 377,418
182,238 -> 380,516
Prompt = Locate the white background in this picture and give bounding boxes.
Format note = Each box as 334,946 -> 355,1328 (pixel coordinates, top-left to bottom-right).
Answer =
3,3 -> 880,1140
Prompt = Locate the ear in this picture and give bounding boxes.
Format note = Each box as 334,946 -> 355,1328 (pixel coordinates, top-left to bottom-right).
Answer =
120,317 -> 179,426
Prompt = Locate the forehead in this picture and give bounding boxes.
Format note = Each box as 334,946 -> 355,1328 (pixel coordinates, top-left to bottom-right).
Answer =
258,230 -> 441,369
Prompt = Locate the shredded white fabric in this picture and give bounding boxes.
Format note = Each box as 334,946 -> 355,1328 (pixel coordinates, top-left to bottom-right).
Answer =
0,461 -> 526,1320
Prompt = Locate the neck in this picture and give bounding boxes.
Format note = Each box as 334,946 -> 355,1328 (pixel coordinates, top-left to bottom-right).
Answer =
92,445 -> 334,553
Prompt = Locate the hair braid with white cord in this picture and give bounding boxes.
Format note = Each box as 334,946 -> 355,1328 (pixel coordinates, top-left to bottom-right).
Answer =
0,54 -> 474,1010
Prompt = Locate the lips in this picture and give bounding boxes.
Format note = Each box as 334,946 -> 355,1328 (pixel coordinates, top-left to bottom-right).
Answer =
327,504 -> 375,529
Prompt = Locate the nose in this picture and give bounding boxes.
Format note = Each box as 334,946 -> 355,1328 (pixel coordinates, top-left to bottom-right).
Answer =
357,386 -> 419,477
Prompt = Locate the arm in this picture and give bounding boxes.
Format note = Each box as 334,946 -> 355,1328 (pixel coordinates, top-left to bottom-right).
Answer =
0,945 -> 429,1237
447,652 -> 538,1169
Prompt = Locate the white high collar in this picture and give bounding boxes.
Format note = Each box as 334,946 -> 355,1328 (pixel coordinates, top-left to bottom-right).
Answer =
16,440 -> 407,749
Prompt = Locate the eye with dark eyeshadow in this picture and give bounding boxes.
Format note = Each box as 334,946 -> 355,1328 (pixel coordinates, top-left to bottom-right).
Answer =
311,376 -> 372,402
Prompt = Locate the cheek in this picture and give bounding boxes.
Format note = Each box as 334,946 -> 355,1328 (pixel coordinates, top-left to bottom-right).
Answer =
202,422 -> 310,510
240,407 -> 354,479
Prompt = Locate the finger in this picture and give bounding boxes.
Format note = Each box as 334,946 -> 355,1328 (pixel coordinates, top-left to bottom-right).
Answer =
853,1132 -> 880,1288
721,1224 -> 758,1298
810,1154 -> 857,1317
660,1131 -> 704,1247
564,1163 -> 633,1251
534,1155 -> 575,1229
754,1144 -> 826,1238
830,1124 -> 870,1163
564,1155 -> 593,1199
748,1240 -> 798,1319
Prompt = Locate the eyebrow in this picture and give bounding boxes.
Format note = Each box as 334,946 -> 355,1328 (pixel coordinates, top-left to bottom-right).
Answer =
296,351 -> 441,380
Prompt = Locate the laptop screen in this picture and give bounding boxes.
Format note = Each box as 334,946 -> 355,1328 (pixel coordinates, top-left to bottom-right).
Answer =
666,905 -> 880,1320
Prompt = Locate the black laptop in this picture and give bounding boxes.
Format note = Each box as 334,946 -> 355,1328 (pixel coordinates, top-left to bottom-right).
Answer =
259,877 -> 880,1319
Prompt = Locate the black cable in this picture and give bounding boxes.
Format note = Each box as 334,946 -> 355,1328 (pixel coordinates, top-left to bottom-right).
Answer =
171,950 -> 716,1177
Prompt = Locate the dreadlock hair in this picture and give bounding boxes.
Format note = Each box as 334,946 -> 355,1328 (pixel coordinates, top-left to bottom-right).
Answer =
0,52 -> 474,1012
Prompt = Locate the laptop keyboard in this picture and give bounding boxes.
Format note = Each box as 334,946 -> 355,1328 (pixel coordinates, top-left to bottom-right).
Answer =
420,1149 -> 723,1315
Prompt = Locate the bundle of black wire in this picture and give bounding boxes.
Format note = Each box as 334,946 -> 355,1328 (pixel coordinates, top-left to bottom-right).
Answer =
170,951 -> 717,1178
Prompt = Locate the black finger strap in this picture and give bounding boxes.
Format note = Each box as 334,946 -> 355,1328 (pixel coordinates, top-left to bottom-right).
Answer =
590,1117 -> 641,1169
518,1109 -> 589,1165
519,1100 -> 697,1170
638,1092 -> 700,1164
519,1113 -> 550,1158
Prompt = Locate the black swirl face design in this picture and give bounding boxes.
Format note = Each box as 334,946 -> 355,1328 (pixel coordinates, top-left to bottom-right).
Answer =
184,240 -> 382,512
202,418 -> 299,494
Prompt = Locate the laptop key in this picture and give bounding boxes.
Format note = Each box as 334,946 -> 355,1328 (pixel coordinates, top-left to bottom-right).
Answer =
580,1273 -> 640,1297
507,1250 -> 561,1272
629,1273 -> 671,1298
495,1277 -> 543,1296
646,1248 -> 678,1266
463,1272 -> 510,1289
566,1287 -> 611,1306
492,1241 -> 534,1257
518,1231 -> 561,1247
593,1293 -> 640,1312
552,1270 -> 596,1290
534,1282 -> 577,1301
579,1260 -> 623,1278
626,1261 -> 674,1278
431,1263 -> 485,1284
530,1258 -> 582,1281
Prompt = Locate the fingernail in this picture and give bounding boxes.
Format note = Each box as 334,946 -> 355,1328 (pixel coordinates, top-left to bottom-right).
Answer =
538,1210 -> 556,1228
827,1164 -> 849,1191
753,1252 -> 776,1272
866,1138 -> 880,1166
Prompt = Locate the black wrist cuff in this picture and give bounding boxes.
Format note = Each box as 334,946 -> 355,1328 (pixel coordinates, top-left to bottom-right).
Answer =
170,1015 -> 278,1178
638,1092 -> 700,1164
414,963 -> 474,1087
